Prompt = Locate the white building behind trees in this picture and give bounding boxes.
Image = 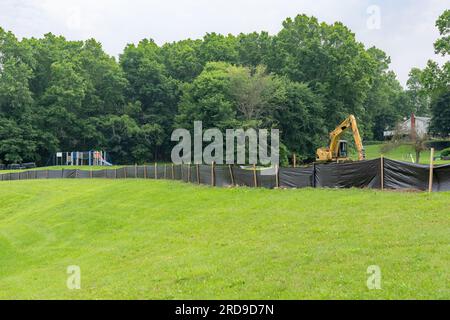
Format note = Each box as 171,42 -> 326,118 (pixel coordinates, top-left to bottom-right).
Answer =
384,114 -> 431,139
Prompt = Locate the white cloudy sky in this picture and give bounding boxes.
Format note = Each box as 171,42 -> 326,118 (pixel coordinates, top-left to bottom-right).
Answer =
1,0 -> 448,86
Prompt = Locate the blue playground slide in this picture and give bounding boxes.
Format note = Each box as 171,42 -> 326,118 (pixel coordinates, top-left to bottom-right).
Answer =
101,159 -> 113,166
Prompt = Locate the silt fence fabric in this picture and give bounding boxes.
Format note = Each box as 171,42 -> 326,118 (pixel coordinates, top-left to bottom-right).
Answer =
383,159 -> 429,191
233,167 -> 255,187
279,167 -> 314,188
198,165 -> 212,185
1,158 -> 450,192
315,159 -> 381,189
434,164 -> 450,192
214,166 -> 233,187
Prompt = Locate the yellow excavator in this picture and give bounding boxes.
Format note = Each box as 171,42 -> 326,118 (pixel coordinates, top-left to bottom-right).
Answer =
316,115 -> 365,162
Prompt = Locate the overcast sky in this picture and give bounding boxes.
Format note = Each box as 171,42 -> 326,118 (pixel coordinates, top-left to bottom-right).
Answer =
1,0 -> 448,86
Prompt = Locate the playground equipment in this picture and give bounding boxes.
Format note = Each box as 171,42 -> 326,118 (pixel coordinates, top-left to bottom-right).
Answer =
54,151 -> 112,166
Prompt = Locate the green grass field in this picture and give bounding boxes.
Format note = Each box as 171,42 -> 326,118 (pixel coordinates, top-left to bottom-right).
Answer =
347,143 -> 450,165
0,179 -> 448,299
364,144 -> 449,165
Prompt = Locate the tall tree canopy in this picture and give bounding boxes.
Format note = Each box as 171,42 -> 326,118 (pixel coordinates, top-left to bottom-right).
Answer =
0,12 -> 430,165
407,10 -> 450,137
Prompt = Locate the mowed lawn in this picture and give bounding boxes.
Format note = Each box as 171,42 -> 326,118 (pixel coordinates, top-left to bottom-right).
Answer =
0,179 -> 448,300
362,144 -> 450,165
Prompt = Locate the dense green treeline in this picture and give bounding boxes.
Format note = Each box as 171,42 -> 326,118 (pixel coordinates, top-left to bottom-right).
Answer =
0,13 -> 448,165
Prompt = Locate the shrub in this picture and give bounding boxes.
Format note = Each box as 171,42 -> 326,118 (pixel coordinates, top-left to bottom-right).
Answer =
440,148 -> 450,157
426,140 -> 450,150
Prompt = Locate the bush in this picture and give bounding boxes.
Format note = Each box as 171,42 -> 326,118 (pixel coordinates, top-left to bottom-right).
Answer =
440,148 -> 450,157
426,140 -> 450,150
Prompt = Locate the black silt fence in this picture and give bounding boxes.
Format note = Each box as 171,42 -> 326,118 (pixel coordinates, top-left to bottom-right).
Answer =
315,158 -> 381,189
1,159 -> 450,192
258,168 -> 277,189
135,166 -> 144,179
174,165 -> 182,180
106,169 -> 116,179
279,167 -> 314,188
115,167 -> 126,179
77,170 -> 91,179
124,167 -> 134,179
191,165 -> 199,184
145,165 -> 155,179
156,165 -> 166,179
434,165 -> 450,192
198,165 -> 212,185
214,166 -> 233,187
62,169 -> 77,179
383,159 -> 429,191
382,159 -> 450,192
35,170 -> 47,179
181,165 -> 191,183
233,167 -> 255,187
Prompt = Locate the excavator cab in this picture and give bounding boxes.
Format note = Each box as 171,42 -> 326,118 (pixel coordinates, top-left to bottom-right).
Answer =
338,140 -> 348,158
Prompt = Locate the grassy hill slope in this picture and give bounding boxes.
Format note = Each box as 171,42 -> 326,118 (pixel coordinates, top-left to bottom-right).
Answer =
0,179 -> 448,299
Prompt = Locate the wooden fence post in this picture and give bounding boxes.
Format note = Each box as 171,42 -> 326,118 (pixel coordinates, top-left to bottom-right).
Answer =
211,161 -> 215,186
293,154 -> 297,168
144,165 -> 147,179
134,164 -> 138,178
429,148 -> 434,193
229,164 -> 235,186
252,163 -> 257,187
164,164 -> 167,179
171,164 -> 175,180
154,163 -> 158,179
124,166 -> 128,179
196,164 -> 200,184
275,164 -> 280,188
380,155 -> 384,191
90,168 -> 93,179
312,163 -> 316,188
115,168 -> 117,179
